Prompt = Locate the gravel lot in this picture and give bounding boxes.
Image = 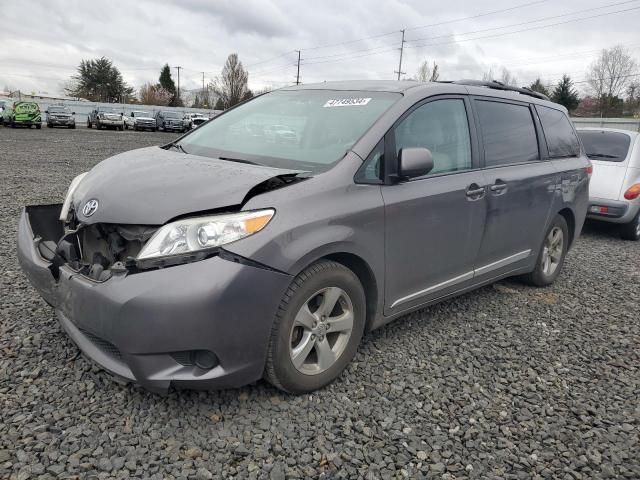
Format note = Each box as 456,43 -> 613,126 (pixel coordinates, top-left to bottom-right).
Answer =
1,127 -> 639,480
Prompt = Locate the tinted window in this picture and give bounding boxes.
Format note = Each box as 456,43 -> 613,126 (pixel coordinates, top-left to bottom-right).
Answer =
476,101 -> 539,167
536,106 -> 580,157
577,130 -> 631,162
394,99 -> 472,175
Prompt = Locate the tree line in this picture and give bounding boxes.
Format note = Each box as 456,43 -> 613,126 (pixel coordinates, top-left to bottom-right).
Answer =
65,53 -> 255,111
416,45 -> 638,117
64,45 -> 639,117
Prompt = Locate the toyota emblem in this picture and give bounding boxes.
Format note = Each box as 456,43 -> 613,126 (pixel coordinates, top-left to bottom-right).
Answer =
82,199 -> 99,217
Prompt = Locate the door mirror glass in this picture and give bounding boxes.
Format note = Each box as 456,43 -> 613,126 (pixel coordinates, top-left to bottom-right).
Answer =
398,147 -> 434,179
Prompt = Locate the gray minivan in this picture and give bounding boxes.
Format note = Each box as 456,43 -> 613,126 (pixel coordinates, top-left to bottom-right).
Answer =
17,80 -> 590,394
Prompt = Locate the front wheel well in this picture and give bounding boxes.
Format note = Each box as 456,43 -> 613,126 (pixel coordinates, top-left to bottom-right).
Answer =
321,253 -> 378,332
557,207 -> 576,248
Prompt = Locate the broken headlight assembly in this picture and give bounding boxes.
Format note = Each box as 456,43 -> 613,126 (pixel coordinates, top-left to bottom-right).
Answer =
136,209 -> 275,267
59,172 -> 88,221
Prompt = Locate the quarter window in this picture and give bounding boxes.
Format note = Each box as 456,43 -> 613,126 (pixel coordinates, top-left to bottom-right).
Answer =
394,99 -> 472,175
536,105 -> 580,158
476,100 -> 539,167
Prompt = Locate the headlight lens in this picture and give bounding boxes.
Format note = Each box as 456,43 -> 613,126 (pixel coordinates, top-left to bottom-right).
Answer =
59,172 -> 88,221
137,209 -> 275,260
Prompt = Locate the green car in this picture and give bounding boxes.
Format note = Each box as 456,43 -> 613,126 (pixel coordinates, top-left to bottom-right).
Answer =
4,101 -> 42,128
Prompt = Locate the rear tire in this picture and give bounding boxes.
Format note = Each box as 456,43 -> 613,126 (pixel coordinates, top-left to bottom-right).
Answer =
35,124 -> 41,129
47,123 -> 52,128
619,211 -> 640,241
522,214 -> 569,287
264,260 -> 366,394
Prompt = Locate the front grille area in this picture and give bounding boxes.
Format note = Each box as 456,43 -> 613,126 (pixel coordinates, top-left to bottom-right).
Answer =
79,327 -> 122,360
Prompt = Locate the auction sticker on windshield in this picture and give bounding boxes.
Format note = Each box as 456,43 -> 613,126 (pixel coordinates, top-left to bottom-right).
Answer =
323,98 -> 372,107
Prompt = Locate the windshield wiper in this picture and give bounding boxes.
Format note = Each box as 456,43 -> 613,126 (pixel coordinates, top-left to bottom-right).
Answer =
167,143 -> 189,154
587,153 -> 618,159
218,156 -> 261,166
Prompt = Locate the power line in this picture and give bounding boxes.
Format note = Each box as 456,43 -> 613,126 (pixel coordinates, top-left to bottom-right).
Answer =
405,0 -> 549,31
406,5 -> 640,50
405,0 -> 640,45
299,0 -> 547,53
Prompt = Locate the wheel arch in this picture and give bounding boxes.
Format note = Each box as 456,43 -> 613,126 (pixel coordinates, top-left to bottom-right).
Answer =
289,247 -> 381,333
557,207 -> 576,248
323,252 -> 379,332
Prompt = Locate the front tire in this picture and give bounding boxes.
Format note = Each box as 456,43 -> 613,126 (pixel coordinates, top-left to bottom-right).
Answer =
264,260 -> 366,394
619,210 -> 640,241
522,215 -> 568,287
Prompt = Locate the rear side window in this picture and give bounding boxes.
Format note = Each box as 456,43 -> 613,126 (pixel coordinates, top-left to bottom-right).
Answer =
536,106 -> 580,158
394,99 -> 472,175
476,100 -> 539,167
576,130 -> 631,162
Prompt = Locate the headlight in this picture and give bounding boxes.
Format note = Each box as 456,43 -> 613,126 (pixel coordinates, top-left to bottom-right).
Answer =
59,172 -> 88,221
137,209 -> 275,260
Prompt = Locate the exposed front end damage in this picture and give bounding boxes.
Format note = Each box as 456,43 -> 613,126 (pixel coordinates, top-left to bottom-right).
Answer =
29,204 -> 159,282
17,203 -> 293,393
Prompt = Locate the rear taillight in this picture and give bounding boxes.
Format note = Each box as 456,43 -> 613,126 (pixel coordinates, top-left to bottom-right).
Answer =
585,162 -> 593,177
624,184 -> 640,200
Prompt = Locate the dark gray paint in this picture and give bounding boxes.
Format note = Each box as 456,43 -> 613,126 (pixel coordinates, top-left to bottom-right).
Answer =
18,80 -> 590,392
71,146 -> 302,224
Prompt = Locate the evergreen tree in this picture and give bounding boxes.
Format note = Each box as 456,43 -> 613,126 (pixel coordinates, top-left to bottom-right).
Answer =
551,75 -> 579,112
528,78 -> 550,97
159,64 -> 179,106
66,57 -> 133,102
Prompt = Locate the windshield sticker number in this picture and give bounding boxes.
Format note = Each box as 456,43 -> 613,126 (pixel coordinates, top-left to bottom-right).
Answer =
323,98 -> 372,108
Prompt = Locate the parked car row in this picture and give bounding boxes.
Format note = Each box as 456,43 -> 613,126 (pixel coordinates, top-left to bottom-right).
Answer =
0,101 -> 213,131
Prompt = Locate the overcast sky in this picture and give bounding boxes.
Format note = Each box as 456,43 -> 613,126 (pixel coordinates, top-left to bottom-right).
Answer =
1,0 -> 639,96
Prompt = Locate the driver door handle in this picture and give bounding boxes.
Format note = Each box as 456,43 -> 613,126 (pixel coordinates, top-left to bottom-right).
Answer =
466,184 -> 486,200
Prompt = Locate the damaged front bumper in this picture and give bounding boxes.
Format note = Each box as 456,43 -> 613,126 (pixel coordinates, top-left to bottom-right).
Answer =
17,205 -> 293,393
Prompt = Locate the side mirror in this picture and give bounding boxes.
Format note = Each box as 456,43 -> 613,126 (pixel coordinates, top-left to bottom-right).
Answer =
397,147 -> 434,180
72,112 -> 76,115
45,110 -> 49,114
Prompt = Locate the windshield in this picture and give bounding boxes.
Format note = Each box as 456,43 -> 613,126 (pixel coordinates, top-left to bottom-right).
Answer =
577,130 -> 631,162
163,111 -> 182,118
178,89 -> 401,172
49,106 -> 68,113
98,107 -> 118,113
133,111 -> 150,117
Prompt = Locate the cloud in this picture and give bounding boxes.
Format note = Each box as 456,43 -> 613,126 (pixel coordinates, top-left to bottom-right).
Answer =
0,0 -> 638,95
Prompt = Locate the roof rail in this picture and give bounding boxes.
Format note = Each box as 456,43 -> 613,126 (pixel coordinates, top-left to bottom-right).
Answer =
451,79 -> 550,101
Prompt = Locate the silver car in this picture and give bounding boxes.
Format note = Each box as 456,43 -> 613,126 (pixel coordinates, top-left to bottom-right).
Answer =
577,128 -> 640,240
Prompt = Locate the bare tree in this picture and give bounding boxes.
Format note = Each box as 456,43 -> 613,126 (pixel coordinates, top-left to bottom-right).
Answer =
138,83 -> 172,106
213,54 -> 250,109
587,45 -> 637,116
415,60 -> 440,82
482,66 -> 518,86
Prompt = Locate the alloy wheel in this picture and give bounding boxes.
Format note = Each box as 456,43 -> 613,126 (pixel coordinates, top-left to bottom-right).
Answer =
289,287 -> 354,375
541,226 -> 563,276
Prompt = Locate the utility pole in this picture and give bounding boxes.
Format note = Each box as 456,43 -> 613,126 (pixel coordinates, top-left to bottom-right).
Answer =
295,50 -> 301,85
201,72 -> 206,107
173,66 -> 182,103
394,29 -> 406,81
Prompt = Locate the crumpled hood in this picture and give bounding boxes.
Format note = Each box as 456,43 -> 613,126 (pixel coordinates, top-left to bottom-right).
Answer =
72,146 -> 301,225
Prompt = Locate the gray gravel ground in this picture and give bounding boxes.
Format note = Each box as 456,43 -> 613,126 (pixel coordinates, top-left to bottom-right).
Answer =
1,126 -> 639,479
